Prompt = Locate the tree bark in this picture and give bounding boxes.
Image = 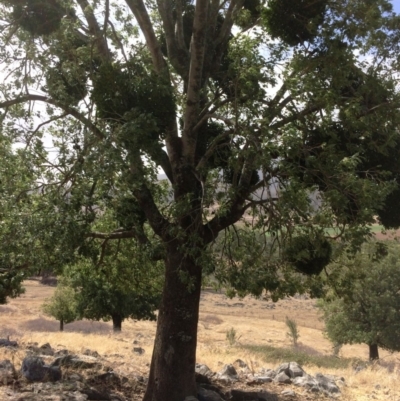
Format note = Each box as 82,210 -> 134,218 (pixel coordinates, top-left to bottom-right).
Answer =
112,314 -> 123,332
143,241 -> 203,401
369,343 -> 379,360
59,319 -> 64,332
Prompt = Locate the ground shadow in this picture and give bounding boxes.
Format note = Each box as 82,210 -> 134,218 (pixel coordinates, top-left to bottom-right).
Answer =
19,317 -> 112,334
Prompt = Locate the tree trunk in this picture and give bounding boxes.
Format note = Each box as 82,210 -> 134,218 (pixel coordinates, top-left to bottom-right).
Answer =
59,319 -> 64,332
369,343 -> 379,360
143,241 -> 203,401
112,314 -> 122,332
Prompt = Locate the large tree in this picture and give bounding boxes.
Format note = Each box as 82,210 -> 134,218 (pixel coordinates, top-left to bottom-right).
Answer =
318,242 -> 400,361
1,1 -> 400,400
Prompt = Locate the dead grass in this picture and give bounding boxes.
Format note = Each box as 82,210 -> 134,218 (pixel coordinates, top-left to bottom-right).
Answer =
1,280 -> 399,400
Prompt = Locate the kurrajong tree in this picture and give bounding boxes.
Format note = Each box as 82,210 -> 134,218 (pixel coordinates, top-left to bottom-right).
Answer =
1,1 -> 400,400
318,242 -> 400,361
64,214 -> 163,332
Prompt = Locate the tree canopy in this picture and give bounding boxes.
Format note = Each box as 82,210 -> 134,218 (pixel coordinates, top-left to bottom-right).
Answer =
318,242 -> 400,361
42,277 -> 78,331
1,1 -> 400,400
64,215 -> 163,332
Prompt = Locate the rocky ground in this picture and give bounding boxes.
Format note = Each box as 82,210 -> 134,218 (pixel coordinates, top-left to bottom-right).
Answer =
0,280 -> 399,401
0,339 -> 344,401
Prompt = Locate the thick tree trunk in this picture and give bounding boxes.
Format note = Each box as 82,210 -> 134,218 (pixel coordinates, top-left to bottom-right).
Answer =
112,314 -> 122,332
143,241 -> 203,401
369,343 -> 379,360
59,319 -> 64,332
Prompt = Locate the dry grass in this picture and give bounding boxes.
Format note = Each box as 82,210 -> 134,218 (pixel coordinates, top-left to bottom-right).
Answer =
1,280 -> 399,400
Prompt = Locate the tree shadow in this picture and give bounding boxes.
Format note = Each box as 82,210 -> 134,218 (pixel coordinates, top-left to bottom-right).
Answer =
19,317 -> 112,334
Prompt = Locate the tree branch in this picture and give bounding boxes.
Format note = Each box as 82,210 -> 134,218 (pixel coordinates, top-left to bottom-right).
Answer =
269,104 -> 322,130
182,0 -> 209,163
215,0 -> 245,46
0,95 -> 105,140
156,0 -> 189,78
125,0 -> 166,73
76,0 -> 111,60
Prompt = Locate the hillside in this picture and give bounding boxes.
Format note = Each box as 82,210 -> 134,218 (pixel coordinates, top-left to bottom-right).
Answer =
0,280 -> 399,400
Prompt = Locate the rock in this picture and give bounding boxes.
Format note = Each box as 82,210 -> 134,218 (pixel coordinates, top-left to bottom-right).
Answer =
50,354 -> 100,370
292,374 -> 319,390
0,339 -> 18,348
198,386 -> 225,401
133,347 -> 145,355
39,343 -> 54,356
83,349 -> 100,358
233,359 -> 248,368
315,373 -> 340,394
90,372 -> 129,386
21,357 -> 62,383
276,362 -> 304,379
54,349 -> 69,356
184,397 -> 198,401
281,389 -> 296,397
259,368 -> 276,378
0,359 -> 16,384
274,371 -> 291,384
228,389 -> 278,401
217,364 -> 238,383
21,357 -> 46,382
246,376 -> 273,385
196,364 -> 214,378
15,391 -> 88,401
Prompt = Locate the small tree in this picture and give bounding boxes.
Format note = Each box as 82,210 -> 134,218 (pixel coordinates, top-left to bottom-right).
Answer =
42,278 -> 78,331
319,242 -> 400,360
65,229 -> 163,332
285,316 -> 300,347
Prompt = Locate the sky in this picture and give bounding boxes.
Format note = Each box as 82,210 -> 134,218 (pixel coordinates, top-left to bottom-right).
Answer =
392,1 -> 400,13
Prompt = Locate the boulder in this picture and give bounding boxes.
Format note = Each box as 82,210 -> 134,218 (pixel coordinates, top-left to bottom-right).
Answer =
315,373 -> 340,394
274,371 -> 291,384
198,386 -> 225,401
228,389 -> 278,401
276,362 -> 304,379
0,338 -> 18,348
196,364 -> 214,379
21,357 -> 47,382
216,364 -> 238,383
0,359 -> 16,384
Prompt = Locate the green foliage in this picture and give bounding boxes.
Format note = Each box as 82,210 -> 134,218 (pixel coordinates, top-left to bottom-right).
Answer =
11,0 -> 69,36
92,59 -> 175,129
263,0 -> 328,45
0,269 -> 25,304
45,63 -> 88,105
283,233 -> 332,276
285,316 -> 300,347
42,277 -> 78,328
318,242 -> 400,356
1,1 -> 400,396
64,224 -> 163,330
226,327 -> 240,346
